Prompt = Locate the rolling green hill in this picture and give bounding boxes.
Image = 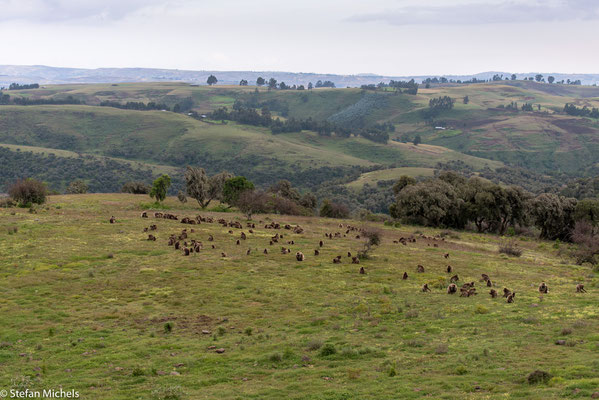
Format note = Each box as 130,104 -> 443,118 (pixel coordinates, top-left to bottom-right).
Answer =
1,81 -> 599,198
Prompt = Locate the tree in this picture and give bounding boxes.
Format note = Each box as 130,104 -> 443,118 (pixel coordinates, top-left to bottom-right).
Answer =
308,82 -> 313,90
184,167 -> 233,209
393,175 -> 417,195
121,181 -> 150,194
413,135 -> 422,146
299,192 -> 317,209
548,76 -> 555,84
66,180 -> 88,194
149,174 -> 171,203
239,79 -> 248,86
320,199 -> 350,218
8,178 -> 47,205
535,74 -> 543,82
269,180 -> 300,202
268,78 -> 278,89
530,193 -> 577,240
207,75 -> 218,86
256,77 -> 265,86
237,190 -> 270,220
511,74 -> 517,81
574,198 -> 599,227
222,176 -> 255,207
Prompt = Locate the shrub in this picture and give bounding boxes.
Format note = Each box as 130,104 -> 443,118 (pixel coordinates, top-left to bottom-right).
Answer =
132,367 -> 145,377
320,343 -> 337,356
151,385 -> 186,400
571,221 -> 599,265
0,197 -> 15,208
8,178 -> 47,205
163,322 -> 173,333
498,239 -> 523,257
177,191 -> 187,203
122,181 -> 151,194
527,370 -> 552,384
320,199 -> 350,219
66,180 -> 88,194
434,344 -> 449,354
269,353 -> 283,362
306,339 -> 323,351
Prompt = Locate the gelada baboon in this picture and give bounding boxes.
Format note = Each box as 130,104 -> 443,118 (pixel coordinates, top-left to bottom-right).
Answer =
489,289 -> 497,298
446,265 -> 452,273
319,240 -> 324,247
314,249 -> 320,256
333,258 -> 341,264
444,253 -> 449,259
352,256 -> 360,264
109,216 -> 116,224
359,266 -> 366,275
422,283 -> 431,292
486,279 -> 492,287
263,249 -> 268,254
246,248 -> 251,256
450,274 -> 459,283
503,288 -> 512,298
507,292 -> 515,303
538,282 -> 548,294
141,212 -> 148,218
417,265 -> 425,273
221,252 -> 227,257
576,284 -> 587,293
296,252 -> 305,261
402,272 -> 408,280
447,283 -> 457,294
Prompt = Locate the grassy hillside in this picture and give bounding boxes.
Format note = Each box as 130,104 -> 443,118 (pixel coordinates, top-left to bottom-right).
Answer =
2,81 -> 599,193
0,194 -> 598,399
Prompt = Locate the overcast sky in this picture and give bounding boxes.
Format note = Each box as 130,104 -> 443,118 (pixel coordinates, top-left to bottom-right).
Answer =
1,0 -> 598,75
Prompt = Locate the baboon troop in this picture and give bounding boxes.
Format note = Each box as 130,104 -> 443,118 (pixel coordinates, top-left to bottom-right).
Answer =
538,282 -> 548,294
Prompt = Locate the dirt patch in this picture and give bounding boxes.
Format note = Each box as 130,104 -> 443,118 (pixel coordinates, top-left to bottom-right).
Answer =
551,118 -> 597,136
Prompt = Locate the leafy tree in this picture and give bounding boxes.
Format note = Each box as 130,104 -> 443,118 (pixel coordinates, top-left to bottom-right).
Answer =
122,181 -> 150,194
177,191 -> 187,203
256,77 -> 265,86
308,82 -> 313,90
66,180 -> 88,194
268,78 -> 278,89
535,74 -> 544,82
149,174 -> 171,203
239,79 -> 248,86
511,74 -> 517,80
236,190 -> 270,219
222,176 -> 255,206
184,167 -> 233,209
548,76 -> 555,84
574,198 -> 599,227
299,192 -> 317,209
320,199 -> 350,218
392,175 -> 416,195
530,193 -> 577,240
269,179 -> 300,201
207,75 -> 218,86
8,178 -> 47,205
413,135 -> 422,146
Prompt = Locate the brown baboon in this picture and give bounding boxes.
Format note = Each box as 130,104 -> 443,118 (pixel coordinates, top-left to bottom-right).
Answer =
402,272 -> 408,280
143,227 -> 149,232
444,253 -> 449,259
447,283 -> 457,294
422,283 -> 431,292
175,241 -> 181,250
109,216 -> 116,224
240,232 -> 247,240
314,249 -> 320,256
333,258 -> 341,264
359,267 -> 366,274
538,282 -> 548,294
486,279 -> 492,287
148,234 -> 156,241
417,265 -> 425,273
211,244 -> 216,249
481,274 -> 490,282
352,256 -> 360,264
141,211 -> 148,218
490,289 -> 497,298
183,248 -> 190,256
576,284 -> 587,293
446,265 -> 452,273
507,293 -> 515,303
249,229 -> 254,234
228,230 -> 233,234
467,288 -> 477,296
269,241 -> 274,246
319,240 -> 324,247
246,248 -> 251,255
208,235 -> 214,242
347,252 -> 352,257
503,288 -> 511,298
296,252 -> 305,261
221,252 -> 227,257
450,274 -> 459,283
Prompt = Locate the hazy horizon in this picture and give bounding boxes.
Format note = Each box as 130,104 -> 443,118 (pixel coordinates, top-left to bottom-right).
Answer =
1,0 -> 598,76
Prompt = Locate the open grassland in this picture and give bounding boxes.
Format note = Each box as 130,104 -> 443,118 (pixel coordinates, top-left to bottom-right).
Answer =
1,194 -> 598,399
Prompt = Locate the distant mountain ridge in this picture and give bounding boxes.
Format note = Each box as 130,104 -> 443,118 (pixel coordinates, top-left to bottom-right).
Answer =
1,65 -> 598,87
